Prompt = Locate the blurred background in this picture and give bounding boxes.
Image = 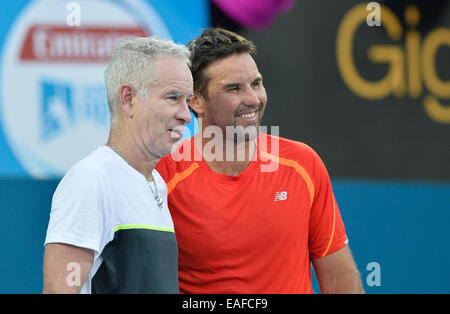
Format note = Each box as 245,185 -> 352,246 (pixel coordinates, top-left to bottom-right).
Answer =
0,0 -> 448,293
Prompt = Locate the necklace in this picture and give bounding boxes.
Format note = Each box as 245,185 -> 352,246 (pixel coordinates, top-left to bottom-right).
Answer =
147,179 -> 164,209
107,143 -> 164,209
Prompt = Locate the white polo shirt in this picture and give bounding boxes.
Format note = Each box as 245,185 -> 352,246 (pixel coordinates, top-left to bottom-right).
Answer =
45,146 -> 179,293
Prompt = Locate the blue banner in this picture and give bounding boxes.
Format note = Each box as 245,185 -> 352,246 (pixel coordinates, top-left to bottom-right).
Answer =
0,0 -> 207,178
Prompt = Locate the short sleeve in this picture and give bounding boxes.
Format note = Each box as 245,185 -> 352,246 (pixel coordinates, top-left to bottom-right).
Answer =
308,149 -> 348,259
44,162 -> 110,254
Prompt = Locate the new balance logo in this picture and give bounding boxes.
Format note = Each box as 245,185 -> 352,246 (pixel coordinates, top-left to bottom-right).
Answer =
274,191 -> 288,201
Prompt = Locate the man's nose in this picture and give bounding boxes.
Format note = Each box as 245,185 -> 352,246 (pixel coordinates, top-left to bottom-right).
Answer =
176,99 -> 193,124
243,86 -> 261,107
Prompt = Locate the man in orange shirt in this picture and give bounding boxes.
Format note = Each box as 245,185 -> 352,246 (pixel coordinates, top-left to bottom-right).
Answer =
156,28 -> 363,293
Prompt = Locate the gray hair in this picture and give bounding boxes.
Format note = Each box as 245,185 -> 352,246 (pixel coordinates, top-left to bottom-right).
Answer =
104,36 -> 191,122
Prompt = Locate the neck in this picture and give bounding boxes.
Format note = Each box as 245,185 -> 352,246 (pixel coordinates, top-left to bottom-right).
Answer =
196,132 -> 256,176
107,125 -> 158,181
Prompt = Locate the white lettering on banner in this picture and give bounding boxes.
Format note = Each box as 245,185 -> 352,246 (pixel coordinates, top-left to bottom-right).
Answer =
0,0 -> 171,178
22,26 -> 146,62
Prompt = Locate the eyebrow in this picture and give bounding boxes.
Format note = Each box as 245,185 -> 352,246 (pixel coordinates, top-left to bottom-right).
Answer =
222,76 -> 263,90
223,83 -> 240,90
253,76 -> 263,84
163,89 -> 194,98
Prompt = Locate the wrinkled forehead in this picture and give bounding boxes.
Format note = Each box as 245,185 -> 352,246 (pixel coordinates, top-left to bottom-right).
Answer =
149,56 -> 193,91
204,53 -> 261,86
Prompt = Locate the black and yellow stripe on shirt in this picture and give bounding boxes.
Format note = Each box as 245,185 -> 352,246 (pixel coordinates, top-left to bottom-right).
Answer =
92,224 -> 178,294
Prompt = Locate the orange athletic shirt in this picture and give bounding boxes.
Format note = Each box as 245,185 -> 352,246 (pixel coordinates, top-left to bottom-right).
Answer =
156,133 -> 348,293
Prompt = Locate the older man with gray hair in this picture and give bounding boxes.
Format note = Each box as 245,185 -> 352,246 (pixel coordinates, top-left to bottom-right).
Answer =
43,36 -> 193,294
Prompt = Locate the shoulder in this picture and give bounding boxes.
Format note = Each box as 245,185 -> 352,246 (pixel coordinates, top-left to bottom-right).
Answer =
260,133 -> 323,165
259,133 -> 333,185
156,137 -> 198,181
55,147 -> 114,195
46,148 -> 116,255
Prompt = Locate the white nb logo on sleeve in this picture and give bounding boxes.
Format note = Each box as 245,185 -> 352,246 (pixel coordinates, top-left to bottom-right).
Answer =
274,191 -> 288,201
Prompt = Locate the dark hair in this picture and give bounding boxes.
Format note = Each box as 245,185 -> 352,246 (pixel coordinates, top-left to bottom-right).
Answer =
187,28 -> 257,117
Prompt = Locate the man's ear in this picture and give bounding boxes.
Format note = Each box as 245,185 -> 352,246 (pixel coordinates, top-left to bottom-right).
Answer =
118,84 -> 138,118
189,94 -> 206,117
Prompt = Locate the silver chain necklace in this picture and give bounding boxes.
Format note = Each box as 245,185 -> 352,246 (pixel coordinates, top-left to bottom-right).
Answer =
107,143 -> 164,209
